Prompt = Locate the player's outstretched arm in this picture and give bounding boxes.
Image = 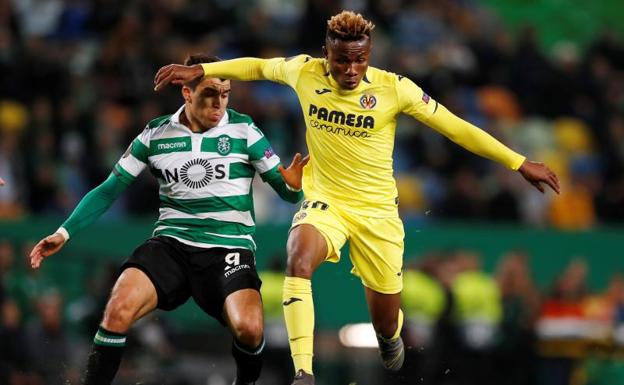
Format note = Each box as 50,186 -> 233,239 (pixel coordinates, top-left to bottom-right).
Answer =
154,57 -> 271,91
154,55 -> 308,91
30,232 -> 66,269
518,160 -> 560,194
426,107 -> 560,194
29,172 -> 131,269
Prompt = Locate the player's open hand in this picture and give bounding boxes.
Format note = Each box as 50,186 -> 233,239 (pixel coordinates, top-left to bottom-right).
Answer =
518,160 -> 560,194
278,153 -> 310,191
30,233 -> 67,269
154,64 -> 204,91
0,177 -> 4,186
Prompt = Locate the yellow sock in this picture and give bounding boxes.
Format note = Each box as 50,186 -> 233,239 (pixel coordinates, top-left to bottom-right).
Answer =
283,276 -> 314,374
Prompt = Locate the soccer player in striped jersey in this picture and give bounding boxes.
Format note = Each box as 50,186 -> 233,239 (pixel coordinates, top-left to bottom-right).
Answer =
29,54 -> 307,385
154,11 -> 560,385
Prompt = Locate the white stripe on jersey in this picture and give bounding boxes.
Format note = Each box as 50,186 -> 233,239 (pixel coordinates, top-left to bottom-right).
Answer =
152,226 -> 256,245
158,179 -> 253,200
158,235 -> 256,250
158,207 -> 255,226
247,124 -> 265,146
118,154 -> 146,177
148,152 -> 249,162
252,156 -> 281,174
203,122 -> 250,139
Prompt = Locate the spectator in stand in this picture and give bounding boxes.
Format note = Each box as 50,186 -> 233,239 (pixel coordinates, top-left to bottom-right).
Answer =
495,251 -> 540,385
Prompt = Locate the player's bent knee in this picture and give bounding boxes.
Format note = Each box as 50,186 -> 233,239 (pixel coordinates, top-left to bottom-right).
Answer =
286,252 -> 319,278
372,316 -> 398,338
101,298 -> 139,333
232,318 -> 264,347
286,225 -> 327,278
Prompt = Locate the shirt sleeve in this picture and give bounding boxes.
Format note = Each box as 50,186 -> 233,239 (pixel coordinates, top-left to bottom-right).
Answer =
113,127 -> 150,184
423,106 -> 526,170
247,122 -> 303,203
60,172 -> 130,238
396,75 -> 525,170
396,75 -> 439,121
200,55 -> 310,89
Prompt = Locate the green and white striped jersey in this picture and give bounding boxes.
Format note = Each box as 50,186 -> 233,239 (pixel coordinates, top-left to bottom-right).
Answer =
114,106 -> 281,251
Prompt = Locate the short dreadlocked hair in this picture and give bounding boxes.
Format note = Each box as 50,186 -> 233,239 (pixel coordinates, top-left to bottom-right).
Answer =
326,11 -> 375,42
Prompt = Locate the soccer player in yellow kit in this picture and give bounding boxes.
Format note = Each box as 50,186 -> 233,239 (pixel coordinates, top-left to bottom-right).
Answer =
154,11 -> 560,385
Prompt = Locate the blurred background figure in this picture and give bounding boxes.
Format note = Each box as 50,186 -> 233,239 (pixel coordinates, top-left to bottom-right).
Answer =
25,290 -> 76,385
495,251 -> 540,385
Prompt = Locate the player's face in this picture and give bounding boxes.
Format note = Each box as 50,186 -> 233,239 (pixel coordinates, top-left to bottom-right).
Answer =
324,37 -> 371,90
186,78 -> 231,129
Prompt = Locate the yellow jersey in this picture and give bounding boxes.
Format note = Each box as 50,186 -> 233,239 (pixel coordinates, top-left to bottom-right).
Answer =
201,56 -> 525,217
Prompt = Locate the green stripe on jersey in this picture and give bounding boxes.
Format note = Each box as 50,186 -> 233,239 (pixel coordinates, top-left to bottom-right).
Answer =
201,137 -> 247,155
149,137 -> 192,156
130,138 -> 149,162
147,114 -> 172,129
154,227 -> 256,250
227,108 -> 254,125
230,162 -> 255,179
113,164 -> 136,185
248,137 -> 271,161
154,217 -> 254,235
159,194 -> 253,214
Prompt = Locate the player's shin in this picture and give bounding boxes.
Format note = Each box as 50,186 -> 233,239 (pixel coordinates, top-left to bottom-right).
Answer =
83,326 -> 127,385
282,276 -> 315,374
232,337 -> 265,384
376,308 -> 405,371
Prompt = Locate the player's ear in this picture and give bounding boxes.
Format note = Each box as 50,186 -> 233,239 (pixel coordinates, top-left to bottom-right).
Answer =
322,45 -> 328,59
181,85 -> 192,103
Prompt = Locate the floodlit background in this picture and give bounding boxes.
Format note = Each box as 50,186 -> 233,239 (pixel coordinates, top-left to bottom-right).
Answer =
1,0 -> 624,384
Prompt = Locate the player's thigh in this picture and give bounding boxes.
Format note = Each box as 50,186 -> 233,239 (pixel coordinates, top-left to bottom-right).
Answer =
119,236 -> 192,313
103,267 -> 158,328
348,215 -> 405,294
289,198 -> 348,264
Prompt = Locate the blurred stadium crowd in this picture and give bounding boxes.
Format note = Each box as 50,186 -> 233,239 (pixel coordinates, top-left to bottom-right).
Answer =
1,0 -> 624,384
3,238 -> 624,385
0,0 -> 623,228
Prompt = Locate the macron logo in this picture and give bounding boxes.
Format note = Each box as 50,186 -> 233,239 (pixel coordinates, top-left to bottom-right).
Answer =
157,142 -> 187,150
315,88 -> 332,95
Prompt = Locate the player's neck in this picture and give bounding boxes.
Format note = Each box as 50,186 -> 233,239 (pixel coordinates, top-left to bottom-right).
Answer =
181,107 -> 209,133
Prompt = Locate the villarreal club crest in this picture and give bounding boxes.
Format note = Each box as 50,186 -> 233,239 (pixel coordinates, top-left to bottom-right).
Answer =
360,93 -> 377,110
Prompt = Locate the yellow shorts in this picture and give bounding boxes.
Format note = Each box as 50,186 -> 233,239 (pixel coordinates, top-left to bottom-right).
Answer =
290,197 -> 405,294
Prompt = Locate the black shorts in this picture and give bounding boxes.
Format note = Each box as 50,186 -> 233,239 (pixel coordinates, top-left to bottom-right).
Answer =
121,236 -> 262,325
